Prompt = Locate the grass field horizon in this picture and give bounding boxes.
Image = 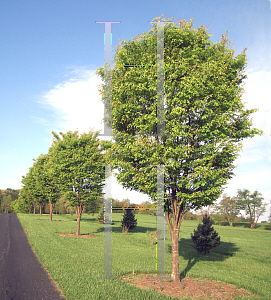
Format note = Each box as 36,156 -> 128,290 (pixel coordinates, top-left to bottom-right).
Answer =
16,213 -> 271,299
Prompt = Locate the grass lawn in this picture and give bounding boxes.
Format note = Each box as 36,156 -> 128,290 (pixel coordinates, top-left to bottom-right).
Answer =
17,213 -> 271,300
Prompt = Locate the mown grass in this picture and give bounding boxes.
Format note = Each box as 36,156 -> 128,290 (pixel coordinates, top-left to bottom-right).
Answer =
17,213 -> 271,300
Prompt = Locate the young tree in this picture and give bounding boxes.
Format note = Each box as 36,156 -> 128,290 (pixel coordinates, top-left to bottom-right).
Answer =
32,154 -> 60,221
214,193 -> 240,226
96,16 -> 264,282
22,166 -> 47,216
121,209 -> 138,233
48,129 -> 106,236
191,214 -> 220,254
11,187 -> 33,213
236,189 -> 268,229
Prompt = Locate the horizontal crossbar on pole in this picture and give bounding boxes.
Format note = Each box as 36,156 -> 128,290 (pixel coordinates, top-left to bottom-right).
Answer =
116,64 -> 157,67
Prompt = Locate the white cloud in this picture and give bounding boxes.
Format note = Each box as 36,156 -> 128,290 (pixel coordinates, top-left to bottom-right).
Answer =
38,67 -> 107,140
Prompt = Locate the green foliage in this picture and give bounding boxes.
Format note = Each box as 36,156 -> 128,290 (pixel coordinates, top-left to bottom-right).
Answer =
10,187 -> 33,213
121,209 -> 138,232
96,209 -> 109,224
1,194 -> 12,213
96,15 -> 264,216
86,196 -> 104,215
183,211 -> 198,220
0,188 -> 20,213
235,189 -> 268,228
48,130 -> 106,211
22,165 -> 46,211
191,214 -> 220,254
213,193 -> 240,226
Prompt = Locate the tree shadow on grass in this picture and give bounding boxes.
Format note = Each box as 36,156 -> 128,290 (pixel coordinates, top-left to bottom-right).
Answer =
95,225 -> 157,234
219,222 -> 261,229
167,238 -> 240,280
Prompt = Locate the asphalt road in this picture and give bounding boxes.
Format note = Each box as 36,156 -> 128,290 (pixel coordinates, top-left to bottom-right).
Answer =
0,213 -> 66,300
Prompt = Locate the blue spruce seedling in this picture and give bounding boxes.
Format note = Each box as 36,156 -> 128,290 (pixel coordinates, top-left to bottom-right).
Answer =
191,214 -> 220,254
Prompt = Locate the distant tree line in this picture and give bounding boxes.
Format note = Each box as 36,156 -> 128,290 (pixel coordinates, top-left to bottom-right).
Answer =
0,188 -> 20,213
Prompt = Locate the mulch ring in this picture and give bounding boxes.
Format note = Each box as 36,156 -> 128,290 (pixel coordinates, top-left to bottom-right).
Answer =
58,233 -> 100,238
120,273 -> 260,300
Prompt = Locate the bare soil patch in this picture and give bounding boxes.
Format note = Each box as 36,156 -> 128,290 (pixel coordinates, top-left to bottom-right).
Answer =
58,233 -> 100,238
120,273 -> 260,299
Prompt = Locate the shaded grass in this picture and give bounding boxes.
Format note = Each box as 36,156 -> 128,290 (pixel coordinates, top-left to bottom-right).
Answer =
17,213 -> 271,300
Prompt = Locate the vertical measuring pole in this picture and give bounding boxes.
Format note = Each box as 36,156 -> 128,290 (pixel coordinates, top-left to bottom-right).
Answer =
156,165 -> 166,278
96,21 -> 120,280
148,21 -> 173,280
156,22 -> 166,279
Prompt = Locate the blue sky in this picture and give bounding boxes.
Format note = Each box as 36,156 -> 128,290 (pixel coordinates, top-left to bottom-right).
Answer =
1,0 -> 270,221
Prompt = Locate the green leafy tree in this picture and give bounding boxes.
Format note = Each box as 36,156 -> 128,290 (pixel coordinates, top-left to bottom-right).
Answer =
11,187 -> 33,213
211,211 -> 227,229
87,196 -> 104,216
236,189 -> 268,229
32,154 -> 60,221
48,129 -> 106,236
96,16 -> 264,282
1,194 -> 12,213
54,195 -> 74,214
121,209 -> 137,233
214,193 -> 240,226
191,214 -> 220,254
22,165 -> 46,216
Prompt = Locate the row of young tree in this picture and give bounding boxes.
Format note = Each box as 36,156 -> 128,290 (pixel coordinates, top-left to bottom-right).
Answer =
9,16 -> 270,282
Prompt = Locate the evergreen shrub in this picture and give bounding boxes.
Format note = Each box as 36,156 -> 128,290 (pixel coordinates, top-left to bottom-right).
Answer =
191,214 -> 220,254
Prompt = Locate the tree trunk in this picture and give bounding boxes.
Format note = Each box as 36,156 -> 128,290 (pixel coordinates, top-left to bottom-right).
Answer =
170,224 -> 180,282
75,204 -> 83,237
49,203 -> 53,222
165,192 -> 183,283
76,213 -> 81,236
251,222 -> 255,229
39,203 -> 42,216
227,214 -> 233,227
28,205 -> 31,214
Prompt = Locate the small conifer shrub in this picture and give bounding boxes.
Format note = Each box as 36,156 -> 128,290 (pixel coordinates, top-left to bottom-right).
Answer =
121,209 -> 137,232
191,214 -> 220,254
97,210 -> 110,224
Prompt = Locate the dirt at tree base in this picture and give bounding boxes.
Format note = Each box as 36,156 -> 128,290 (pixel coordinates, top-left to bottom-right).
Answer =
120,273 -> 260,300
